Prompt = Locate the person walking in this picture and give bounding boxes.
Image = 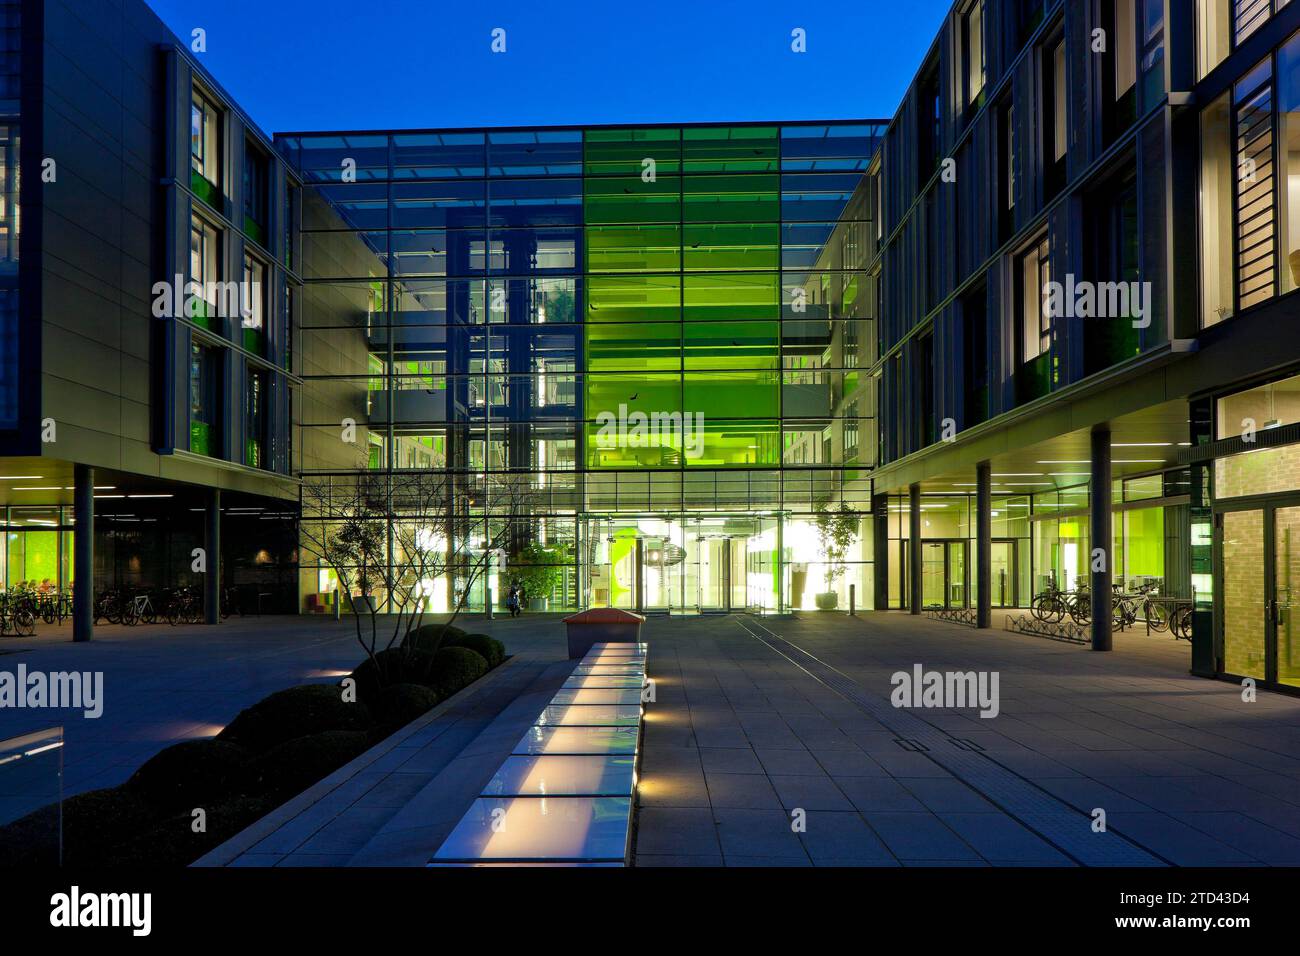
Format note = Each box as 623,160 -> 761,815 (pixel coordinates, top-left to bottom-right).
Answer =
507,583 -> 522,618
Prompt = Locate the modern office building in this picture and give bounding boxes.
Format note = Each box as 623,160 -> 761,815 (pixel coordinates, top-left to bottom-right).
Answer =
0,0 -> 302,636
863,0 -> 1300,696
2,0 -> 1300,695
279,122 -> 883,617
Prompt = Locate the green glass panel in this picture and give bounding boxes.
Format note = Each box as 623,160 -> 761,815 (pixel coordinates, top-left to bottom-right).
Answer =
684,371 -> 779,418
242,328 -> 264,354
684,273 -> 780,321
584,373 -> 684,470
243,215 -> 266,246
586,274 -> 681,323
584,128 -> 682,176
586,323 -> 681,372
683,223 -> 779,271
683,173 -> 780,222
585,225 -> 681,273
191,419 -> 211,455
190,169 -> 221,208
584,175 -> 681,224
686,419 -> 781,467
682,127 -> 779,173
585,373 -> 681,418
684,321 -> 778,370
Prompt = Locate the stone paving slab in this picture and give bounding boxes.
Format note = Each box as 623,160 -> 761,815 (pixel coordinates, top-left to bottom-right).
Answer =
632,612 -> 1300,867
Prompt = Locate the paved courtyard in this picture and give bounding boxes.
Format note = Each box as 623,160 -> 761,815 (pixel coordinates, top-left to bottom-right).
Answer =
634,613 -> 1300,866
0,616 -> 409,822
5,610 -> 1300,867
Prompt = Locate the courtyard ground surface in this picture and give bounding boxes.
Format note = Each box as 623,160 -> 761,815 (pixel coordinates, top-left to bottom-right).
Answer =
3,611 -> 1299,866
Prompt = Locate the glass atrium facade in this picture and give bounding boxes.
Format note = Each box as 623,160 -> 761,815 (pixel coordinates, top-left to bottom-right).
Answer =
278,123 -> 884,614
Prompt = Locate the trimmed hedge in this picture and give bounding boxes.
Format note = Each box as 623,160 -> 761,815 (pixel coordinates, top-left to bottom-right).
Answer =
244,730 -> 372,800
403,622 -> 467,653
0,624 -> 508,867
374,682 -> 441,733
349,647 -> 437,703
428,646 -> 489,699
127,739 -> 251,813
217,683 -> 373,753
107,796 -> 278,867
0,787 -> 158,867
446,633 -> 505,668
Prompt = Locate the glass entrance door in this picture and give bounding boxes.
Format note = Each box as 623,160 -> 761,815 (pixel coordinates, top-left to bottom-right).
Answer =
919,540 -> 969,610
1219,499 -> 1300,688
990,539 -> 1017,607
1274,506 -> 1300,687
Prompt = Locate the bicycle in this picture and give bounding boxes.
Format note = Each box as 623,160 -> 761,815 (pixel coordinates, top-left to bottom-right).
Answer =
0,594 -> 36,636
1170,604 -> 1193,640
164,587 -> 202,626
121,590 -> 159,626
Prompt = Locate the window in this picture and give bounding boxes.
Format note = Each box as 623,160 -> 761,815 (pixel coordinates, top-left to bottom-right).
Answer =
1236,58 -> 1276,310
1085,166 -> 1142,372
962,285 -> 988,426
962,0 -> 986,111
1019,233 -> 1052,363
242,142 -> 269,244
917,63 -> 941,177
998,101 -> 1016,242
1198,0 -> 1231,78
245,368 -> 268,468
241,254 -> 266,353
844,399 -> 860,460
1200,92 -> 1235,326
0,123 -> 18,265
1279,29 -> 1300,294
916,334 -> 935,448
188,215 -> 221,330
1140,0 -> 1165,108
1115,0 -> 1137,98
190,87 -> 221,206
190,343 -> 221,456
1104,0 -> 1139,142
1043,39 -> 1067,199
1016,0 -> 1047,47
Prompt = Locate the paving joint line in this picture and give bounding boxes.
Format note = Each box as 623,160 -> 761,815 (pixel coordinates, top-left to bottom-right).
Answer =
735,616 -> 1171,867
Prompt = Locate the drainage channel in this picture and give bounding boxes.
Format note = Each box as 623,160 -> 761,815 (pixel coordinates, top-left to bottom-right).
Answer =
735,617 -> 1168,867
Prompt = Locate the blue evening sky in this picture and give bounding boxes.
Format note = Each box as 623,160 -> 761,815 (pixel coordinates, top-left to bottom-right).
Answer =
144,0 -> 950,134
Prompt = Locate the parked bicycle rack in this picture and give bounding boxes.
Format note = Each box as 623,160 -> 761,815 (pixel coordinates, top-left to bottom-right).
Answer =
925,607 -> 979,628
1004,614 -> 1089,645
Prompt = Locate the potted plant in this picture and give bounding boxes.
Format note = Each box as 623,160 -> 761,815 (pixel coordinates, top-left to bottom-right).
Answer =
510,542 -> 569,611
814,506 -> 860,610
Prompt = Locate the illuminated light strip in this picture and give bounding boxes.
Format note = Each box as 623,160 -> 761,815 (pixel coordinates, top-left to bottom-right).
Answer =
430,639 -> 647,866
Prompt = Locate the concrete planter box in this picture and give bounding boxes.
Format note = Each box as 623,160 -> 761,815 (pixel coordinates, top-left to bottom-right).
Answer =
562,607 -> 645,659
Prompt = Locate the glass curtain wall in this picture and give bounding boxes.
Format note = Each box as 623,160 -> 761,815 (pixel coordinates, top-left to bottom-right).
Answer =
281,123 -> 882,613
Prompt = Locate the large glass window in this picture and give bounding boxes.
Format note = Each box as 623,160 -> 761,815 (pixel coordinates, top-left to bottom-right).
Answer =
0,123 -> 18,265
190,87 -> 221,205
243,142 -> 269,244
1019,234 -> 1051,363
1279,30 -> 1300,294
246,367 -> 268,468
962,0 -> 986,111
1236,59 -> 1276,310
241,254 -> 266,353
190,343 -> 221,457
1200,92 -> 1235,327
189,215 -> 221,331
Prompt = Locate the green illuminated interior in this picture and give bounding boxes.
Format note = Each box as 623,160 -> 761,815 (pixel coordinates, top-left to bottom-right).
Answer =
582,127 -> 786,469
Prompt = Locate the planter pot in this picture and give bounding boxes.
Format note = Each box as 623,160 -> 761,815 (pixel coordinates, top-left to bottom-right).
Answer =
562,607 -> 646,659
527,597 -> 549,612
815,592 -> 839,611
348,594 -> 377,614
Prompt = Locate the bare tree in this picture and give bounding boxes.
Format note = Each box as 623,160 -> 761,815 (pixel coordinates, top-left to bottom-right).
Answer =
297,464 -> 536,685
